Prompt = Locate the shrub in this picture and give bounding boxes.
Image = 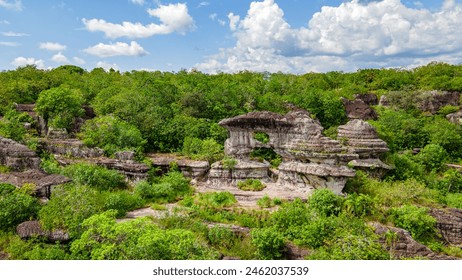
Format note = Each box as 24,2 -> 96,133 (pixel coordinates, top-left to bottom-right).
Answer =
389,205 -> 437,242
237,179 -> 266,191
414,144 -> 448,172
446,193 -> 462,209
207,226 -> 235,249
342,193 -> 375,218
222,156 -> 237,170
257,195 -> 273,208
182,137 -> 223,163
198,192 -> 237,208
62,163 -> 126,191
0,183 -> 39,231
135,172 -> 191,202
103,191 -> 144,218
308,189 -> 343,217
80,115 -> 146,156
251,227 -> 286,260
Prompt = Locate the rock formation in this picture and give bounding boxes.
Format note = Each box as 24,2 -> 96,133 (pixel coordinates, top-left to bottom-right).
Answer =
39,138 -> 104,158
208,110 -> 374,196
16,220 -> 69,243
148,154 -> 210,180
417,91 -> 460,114
370,222 -> 458,260
429,208 -> 462,246
342,97 -> 378,120
0,136 -> 40,171
0,170 -> 71,198
446,110 -> 462,125
337,119 -> 391,177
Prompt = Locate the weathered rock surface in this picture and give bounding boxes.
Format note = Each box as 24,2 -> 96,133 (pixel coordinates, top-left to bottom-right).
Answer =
210,110 -> 359,197
0,136 -> 40,171
337,119 -> 391,176
354,93 -> 379,105
342,98 -> 378,120
39,138 -> 104,158
429,208 -> 462,246
417,91 -> 460,114
148,154 -> 210,180
370,222 -> 458,260
446,110 -> 462,125
16,220 -> 70,243
0,169 -> 71,198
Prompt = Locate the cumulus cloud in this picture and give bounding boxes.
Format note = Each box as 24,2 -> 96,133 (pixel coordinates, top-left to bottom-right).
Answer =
84,41 -> 148,57
1,31 -> 28,37
73,57 -> 86,65
130,0 -> 144,5
96,61 -> 119,71
0,41 -> 19,46
197,0 -> 462,73
11,56 -> 45,68
83,3 -> 195,39
51,52 -> 69,63
39,42 -> 66,51
0,0 -> 22,11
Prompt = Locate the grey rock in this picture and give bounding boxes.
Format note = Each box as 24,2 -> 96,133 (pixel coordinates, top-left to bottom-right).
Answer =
446,110 -> 462,125
429,208 -> 462,246
0,136 -> 40,171
16,220 -> 70,243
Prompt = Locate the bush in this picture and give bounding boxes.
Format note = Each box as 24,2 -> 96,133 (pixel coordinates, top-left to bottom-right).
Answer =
257,195 -> 273,208
414,144 -> 448,172
237,179 -> 266,191
389,205 -> 437,242
251,227 -> 286,260
342,193 -> 375,218
308,189 -> 343,217
198,192 -> 237,208
62,163 -> 126,191
0,183 -> 39,231
103,191 -> 144,218
80,115 -> 146,156
182,137 -> 223,163
135,171 -> 191,202
446,193 -> 462,209
207,226 -> 235,249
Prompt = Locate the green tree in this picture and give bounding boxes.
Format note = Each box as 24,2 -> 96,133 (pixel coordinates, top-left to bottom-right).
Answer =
36,85 -> 84,130
0,183 -> 39,231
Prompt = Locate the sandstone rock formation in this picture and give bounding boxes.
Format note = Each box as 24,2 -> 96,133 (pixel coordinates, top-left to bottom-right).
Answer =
429,208 -> 462,246
0,136 -> 40,171
39,138 -> 104,158
148,154 -> 210,180
16,220 -> 69,243
354,93 -> 378,105
208,110 -> 362,196
446,110 -> 462,125
342,97 -> 378,120
417,91 -> 460,114
0,169 -> 71,198
337,119 -> 391,176
370,222 -> 458,260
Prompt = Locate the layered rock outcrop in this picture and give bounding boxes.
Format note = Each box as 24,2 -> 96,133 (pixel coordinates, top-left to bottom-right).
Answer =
148,154 -> 210,180
338,119 -> 391,176
0,136 -> 40,171
342,97 -> 378,120
429,208 -> 462,246
16,221 -> 69,243
0,170 -> 71,198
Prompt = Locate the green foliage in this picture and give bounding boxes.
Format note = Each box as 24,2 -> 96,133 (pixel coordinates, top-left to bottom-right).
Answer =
5,236 -> 70,260
182,137 -> 223,163
103,191 -> 144,218
342,193 -> 375,218
36,85 -> 84,130
0,165 -> 11,173
257,195 -> 274,208
135,171 -> 191,202
414,144 -> 448,172
250,147 -> 282,167
0,183 -> 39,231
62,163 -> 126,191
237,179 -> 266,191
251,227 -> 286,260
0,110 -> 30,142
221,156 -> 237,170
38,185 -> 105,238
207,226 -> 235,249
253,131 -> 269,144
308,189 -> 343,217
389,205 -> 437,242
39,154 -> 61,174
196,192 -> 237,208
70,211 -> 219,260
423,116 -> 462,159
80,115 -> 146,156
437,105 -> 459,116
386,152 -> 425,181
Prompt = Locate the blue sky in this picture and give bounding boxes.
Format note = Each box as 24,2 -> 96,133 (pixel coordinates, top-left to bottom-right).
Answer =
1,0 -> 461,73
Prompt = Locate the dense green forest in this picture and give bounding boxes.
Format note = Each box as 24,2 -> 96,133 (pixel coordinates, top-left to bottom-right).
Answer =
1,62 -> 462,260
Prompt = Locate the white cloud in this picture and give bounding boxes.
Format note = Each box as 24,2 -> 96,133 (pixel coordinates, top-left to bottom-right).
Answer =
11,57 -> 45,68
130,0 -> 144,5
83,3 -> 195,39
0,41 -> 18,46
39,42 -> 66,51
0,0 -> 22,11
84,41 -> 148,57
96,61 -> 119,71
1,31 -> 28,37
218,19 -> 226,26
209,13 -> 217,20
198,0 -> 462,73
73,57 -> 86,65
198,2 -> 209,8
51,52 -> 69,64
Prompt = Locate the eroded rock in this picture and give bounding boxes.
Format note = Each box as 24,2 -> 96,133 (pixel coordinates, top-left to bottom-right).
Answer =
16,220 -> 69,243
342,98 -> 377,120
429,208 -> 462,246
0,136 -> 40,171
